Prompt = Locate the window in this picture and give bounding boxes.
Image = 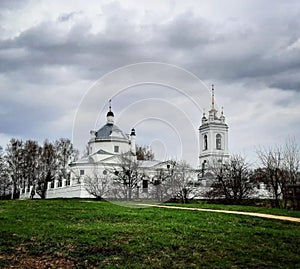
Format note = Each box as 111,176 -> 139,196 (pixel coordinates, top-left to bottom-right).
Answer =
114,145 -> 119,153
66,178 -> 70,186
154,179 -> 161,186
216,134 -> 222,150
57,180 -> 62,188
143,180 -> 148,189
80,169 -> 85,176
50,180 -> 55,188
103,170 -> 107,175
204,134 -> 208,150
142,180 -> 148,193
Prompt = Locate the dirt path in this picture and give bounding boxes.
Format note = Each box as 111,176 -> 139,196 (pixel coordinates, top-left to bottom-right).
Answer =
138,204 -> 300,223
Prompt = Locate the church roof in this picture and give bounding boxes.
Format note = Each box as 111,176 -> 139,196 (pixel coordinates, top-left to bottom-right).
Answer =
93,149 -> 114,155
139,160 -> 162,168
70,155 -> 95,165
95,123 -> 129,141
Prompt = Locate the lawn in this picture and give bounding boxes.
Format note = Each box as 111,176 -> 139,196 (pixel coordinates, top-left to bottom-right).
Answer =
0,199 -> 299,268
164,202 -> 300,218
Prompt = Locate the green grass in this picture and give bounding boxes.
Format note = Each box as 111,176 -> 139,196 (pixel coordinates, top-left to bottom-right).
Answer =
165,202 -> 300,218
0,199 -> 299,268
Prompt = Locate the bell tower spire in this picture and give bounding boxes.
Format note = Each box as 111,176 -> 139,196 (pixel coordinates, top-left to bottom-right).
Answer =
211,84 -> 215,110
209,84 -> 217,121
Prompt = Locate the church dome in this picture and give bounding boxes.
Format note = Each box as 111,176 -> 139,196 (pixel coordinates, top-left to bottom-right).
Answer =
95,123 -> 129,141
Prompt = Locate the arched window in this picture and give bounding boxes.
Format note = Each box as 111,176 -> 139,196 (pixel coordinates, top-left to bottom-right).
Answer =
204,134 -> 208,150
216,134 -> 222,150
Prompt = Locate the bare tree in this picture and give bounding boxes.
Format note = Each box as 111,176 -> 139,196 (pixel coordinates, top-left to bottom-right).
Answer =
257,145 -> 286,208
283,138 -> 299,184
206,155 -> 254,204
36,140 -> 57,199
136,145 -> 154,161
171,161 -> 196,203
150,160 -> 178,202
148,160 -> 196,203
23,140 -> 41,198
6,139 -> 24,199
110,153 -> 142,201
55,138 -> 79,186
0,146 -> 10,199
257,139 -> 300,208
282,137 -> 299,208
4,137 -> 78,199
84,166 -> 111,199
5,139 -> 45,198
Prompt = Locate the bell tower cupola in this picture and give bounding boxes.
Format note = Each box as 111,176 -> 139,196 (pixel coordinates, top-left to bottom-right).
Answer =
106,99 -> 114,125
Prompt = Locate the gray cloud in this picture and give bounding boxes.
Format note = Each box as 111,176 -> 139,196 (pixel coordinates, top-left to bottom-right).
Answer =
0,0 -> 30,10
0,1 -> 299,164
2,3 -> 299,87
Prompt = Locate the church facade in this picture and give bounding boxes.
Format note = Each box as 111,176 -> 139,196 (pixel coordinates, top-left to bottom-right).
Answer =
43,101 -> 184,200
20,86 -> 271,200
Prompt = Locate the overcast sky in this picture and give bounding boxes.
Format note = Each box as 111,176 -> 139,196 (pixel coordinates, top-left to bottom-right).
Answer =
1,0 -> 300,167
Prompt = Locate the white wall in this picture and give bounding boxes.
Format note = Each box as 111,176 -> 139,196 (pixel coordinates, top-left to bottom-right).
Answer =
90,140 -> 130,155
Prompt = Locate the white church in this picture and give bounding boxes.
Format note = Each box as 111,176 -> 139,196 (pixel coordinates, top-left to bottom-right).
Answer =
22,86 -> 262,200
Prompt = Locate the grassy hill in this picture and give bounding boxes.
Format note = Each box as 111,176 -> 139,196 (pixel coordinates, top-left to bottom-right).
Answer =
0,199 -> 299,268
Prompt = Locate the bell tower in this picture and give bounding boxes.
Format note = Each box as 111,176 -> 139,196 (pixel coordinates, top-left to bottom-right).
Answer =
199,85 -> 229,176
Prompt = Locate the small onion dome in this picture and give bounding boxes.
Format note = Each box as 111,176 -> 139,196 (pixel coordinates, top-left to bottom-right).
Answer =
107,110 -> 114,117
202,112 -> 207,121
130,128 -> 136,136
